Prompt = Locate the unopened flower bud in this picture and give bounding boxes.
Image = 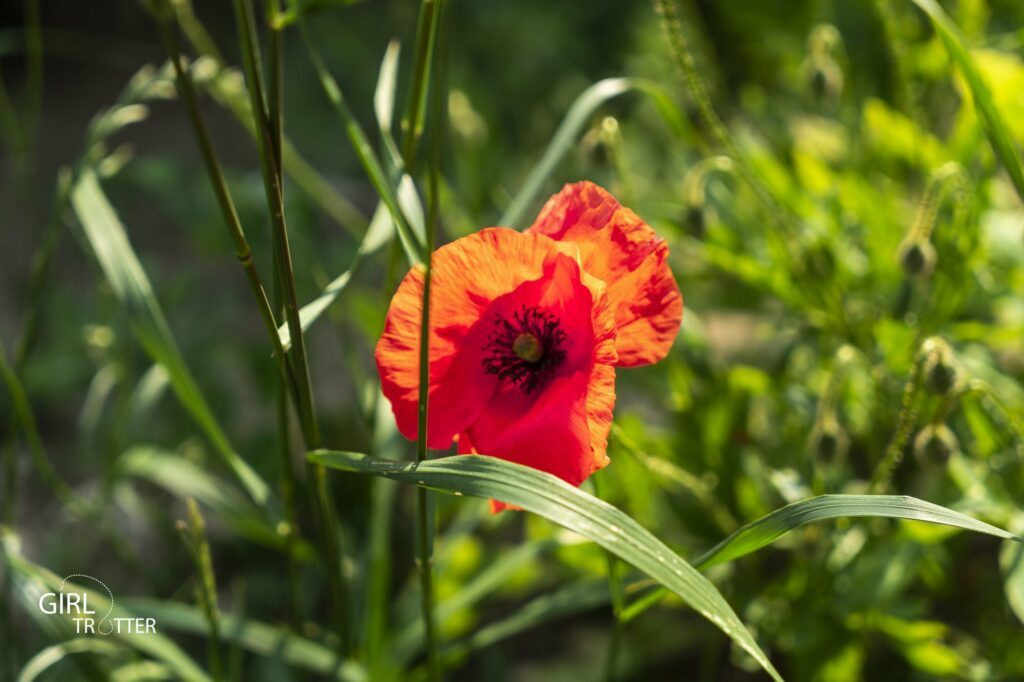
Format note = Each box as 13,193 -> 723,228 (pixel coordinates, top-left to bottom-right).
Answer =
899,238 -> 936,277
683,204 -> 705,237
913,424 -> 958,466
810,417 -> 848,463
921,338 -> 958,395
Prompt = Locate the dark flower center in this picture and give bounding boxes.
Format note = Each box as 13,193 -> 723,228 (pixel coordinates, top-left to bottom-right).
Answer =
483,305 -> 567,393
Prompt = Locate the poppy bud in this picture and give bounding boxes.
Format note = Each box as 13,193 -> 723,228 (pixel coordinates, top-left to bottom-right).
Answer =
809,416 -> 848,463
683,204 -> 705,237
913,423 -> 958,466
921,337 -> 958,395
899,238 -> 936,277
806,60 -> 843,103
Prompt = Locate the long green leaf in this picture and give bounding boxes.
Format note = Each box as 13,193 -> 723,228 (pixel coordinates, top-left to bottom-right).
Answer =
277,202 -> 393,350
499,77 -> 684,229
122,599 -> 366,681
70,169 -> 279,522
694,494 -> 1022,570
17,640 -> 123,682
308,450 -> 783,682
393,538 -> 559,664
292,3 -> 424,264
910,0 -> 1024,202
0,531 -> 211,682
443,579 -> 611,661
118,446 -> 314,560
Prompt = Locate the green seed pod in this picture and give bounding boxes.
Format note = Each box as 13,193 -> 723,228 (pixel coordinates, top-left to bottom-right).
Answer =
899,238 -> 936,277
913,424 -> 958,466
921,337 -> 959,396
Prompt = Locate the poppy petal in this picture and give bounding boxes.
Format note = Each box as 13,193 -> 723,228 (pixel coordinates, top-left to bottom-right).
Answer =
375,227 -> 598,450
458,251 -> 617,489
527,181 -> 683,367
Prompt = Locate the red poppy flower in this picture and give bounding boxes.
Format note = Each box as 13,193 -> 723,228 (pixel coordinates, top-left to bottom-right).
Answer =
375,182 -> 681,503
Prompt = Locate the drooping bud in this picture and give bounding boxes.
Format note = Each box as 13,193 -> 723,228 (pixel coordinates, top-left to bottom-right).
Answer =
921,337 -> 959,396
802,25 -> 844,103
898,238 -> 936,277
913,423 -> 958,466
809,414 -> 849,463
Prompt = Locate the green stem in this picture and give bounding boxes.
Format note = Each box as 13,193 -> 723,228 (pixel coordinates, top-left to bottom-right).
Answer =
153,5 -> 288,372
23,0 -> 44,157
178,499 -> 224,682
1,338 -> 89,519
654,0 -> 790,237
870,352 -> 926,492
592,474 -> 626,681
233,0 -> 352,653
155,0 -> 315,640
401,0 -> 442,169
290,0 -> 424,262
413,2 -> 448,678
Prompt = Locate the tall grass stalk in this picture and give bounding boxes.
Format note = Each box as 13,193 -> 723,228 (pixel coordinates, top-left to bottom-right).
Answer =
413,1 -> 449,678
232,0 -> 353,653
401,0 -> 442,169
153,0 -> 311,640
177,498 -> 224,682
267,3 -> 302,613
592,474 -> 626,681
153,4 -> 286,369
23,0 -> 44,160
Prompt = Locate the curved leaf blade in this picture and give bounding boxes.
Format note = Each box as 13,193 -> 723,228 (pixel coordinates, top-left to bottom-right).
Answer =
910,0 -> 1024,202
70,170 -> 279,523
694,494 -> 1022,571
17,640 -> 123,682
122,599 -> 366,681
309,450 -> 783,682
499,77 -> 684,229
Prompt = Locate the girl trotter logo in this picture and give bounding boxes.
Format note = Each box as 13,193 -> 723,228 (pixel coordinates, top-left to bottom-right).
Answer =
37,574 -> 157,635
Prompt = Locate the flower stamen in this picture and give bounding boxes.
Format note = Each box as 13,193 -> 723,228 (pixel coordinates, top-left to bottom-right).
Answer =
483,306 -> 567,392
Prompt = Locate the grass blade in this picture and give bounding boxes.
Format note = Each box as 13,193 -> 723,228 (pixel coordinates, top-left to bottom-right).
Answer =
694,494 -> 1022,571
70,169 -> 279,522
277,199 -> 393,351
498,77 -> 682,229
0,531 -> 211,682
392,538 -> 558,664
122,599 -> 367,681
309,450 -> 783,682
16,639 -> 123,682
910,0 -> 1024,202
291,1 -> 424,264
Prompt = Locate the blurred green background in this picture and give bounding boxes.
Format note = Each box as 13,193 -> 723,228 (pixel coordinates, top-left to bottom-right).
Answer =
1,0 -> 1024,680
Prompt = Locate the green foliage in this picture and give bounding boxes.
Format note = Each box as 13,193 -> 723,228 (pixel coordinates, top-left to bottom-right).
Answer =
2,0 -> 1024,680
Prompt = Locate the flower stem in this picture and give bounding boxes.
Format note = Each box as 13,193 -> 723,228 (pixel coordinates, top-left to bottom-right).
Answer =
401,0 -> 442,169
592,474 -> 626,681
414,1 -> 448,678
233,0 -> 352,653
